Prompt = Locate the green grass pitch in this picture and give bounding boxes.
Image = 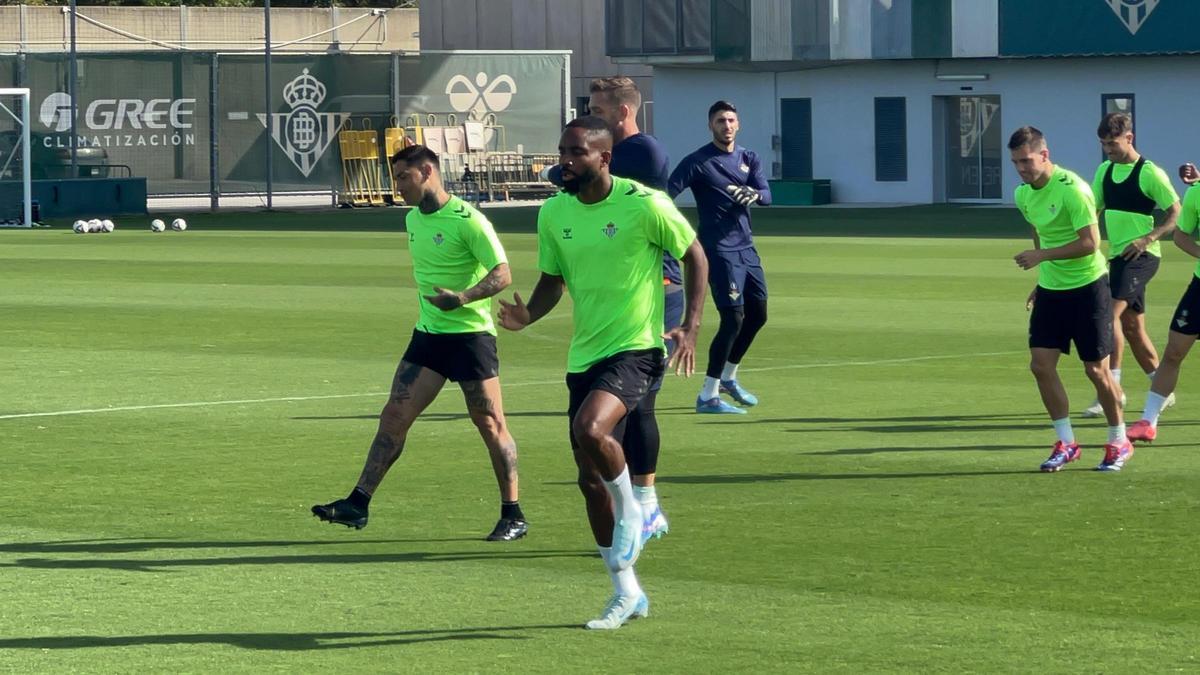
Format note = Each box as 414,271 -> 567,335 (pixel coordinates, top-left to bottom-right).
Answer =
2,206 -> 1198,672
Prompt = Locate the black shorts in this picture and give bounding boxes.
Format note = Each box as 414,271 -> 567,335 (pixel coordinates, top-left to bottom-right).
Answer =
1029,277 -> 1113,362
401,329 -> 499,382
566,348 -> 664,449
651,286 -> 687,394
708,247 -> 768,309
1168,276 -> 1200,337
1108,253 -> 1160,314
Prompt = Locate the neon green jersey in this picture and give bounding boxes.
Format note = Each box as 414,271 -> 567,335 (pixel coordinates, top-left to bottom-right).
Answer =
1178,185 -> 1200,280
405,195 -> 507,335
537,176 -> 696,372
1014,166 -> 1106,291
1092,159 -> 1179,258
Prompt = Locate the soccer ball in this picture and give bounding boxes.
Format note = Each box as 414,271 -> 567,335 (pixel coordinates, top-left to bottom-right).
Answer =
87,218 -> 102,233
101,219 -> 114,233
150,219 -> 166,232
73,219 -> 87,233
171,218 -> 187,231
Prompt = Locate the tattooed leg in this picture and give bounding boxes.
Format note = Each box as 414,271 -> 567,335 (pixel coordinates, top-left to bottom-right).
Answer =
354,360 -> 445,494
462,377 -> 519,502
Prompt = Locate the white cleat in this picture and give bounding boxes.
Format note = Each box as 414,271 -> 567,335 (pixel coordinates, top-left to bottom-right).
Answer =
1082,392 -> 1126,418
641,505 -> 669,545
585,593 -> 649,630
610,506 -> 644,571
1164,392 -> 1177,410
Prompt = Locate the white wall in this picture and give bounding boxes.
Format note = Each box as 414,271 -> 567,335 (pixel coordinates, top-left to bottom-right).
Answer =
651,55 -> 1200,204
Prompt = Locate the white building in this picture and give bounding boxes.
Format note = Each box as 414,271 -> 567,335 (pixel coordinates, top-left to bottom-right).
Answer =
608,0 -> 1200,204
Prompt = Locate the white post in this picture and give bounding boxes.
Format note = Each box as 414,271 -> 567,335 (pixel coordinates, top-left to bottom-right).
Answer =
22,89 -> 30,226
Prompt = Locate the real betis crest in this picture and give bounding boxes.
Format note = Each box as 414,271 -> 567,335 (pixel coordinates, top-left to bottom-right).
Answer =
1105,0 -> 1159,36
602,223 -> 618,239
257,69 -> 351,178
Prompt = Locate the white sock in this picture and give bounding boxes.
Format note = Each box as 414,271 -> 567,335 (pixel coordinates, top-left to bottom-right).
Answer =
1052,417 -> 1075,445
1111,368 -> 1122,384
1143,391 -> 1169,426
599,547 -> 642,595
633,485 -> 658,510
602,467 -> 641,524
700,376 -> 720,401
721,361 -> 740,381
1108,423 -> 1127,443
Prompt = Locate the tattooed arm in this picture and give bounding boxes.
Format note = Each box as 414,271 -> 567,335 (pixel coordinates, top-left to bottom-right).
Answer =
423,263 -> 512,311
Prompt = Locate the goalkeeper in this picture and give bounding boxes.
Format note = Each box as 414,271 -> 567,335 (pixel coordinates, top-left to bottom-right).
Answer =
667,100 -> 773,414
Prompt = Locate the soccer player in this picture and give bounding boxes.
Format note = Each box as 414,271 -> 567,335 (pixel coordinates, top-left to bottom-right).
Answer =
1080,113 -> 1180,418
312,144 -> 527,541
1009,126 -> 1133,472
1126,172 -> 1200,443
550,77 -> 679,543
498,116 -> 707,629
668,100 -> 771,414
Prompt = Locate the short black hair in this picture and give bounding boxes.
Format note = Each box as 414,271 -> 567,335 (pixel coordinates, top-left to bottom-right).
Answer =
390,144 -> 440,169
564,115 -> 613,148
708,100 -> 737,119
1007,126 -> 1046,151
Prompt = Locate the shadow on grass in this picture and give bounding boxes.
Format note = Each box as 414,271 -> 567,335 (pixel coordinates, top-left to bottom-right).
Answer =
293,410 -> 565,422
0,624 -> 580,651
655,470 -> 1040,485
0,537 -> 485,555
1,549 -> 594,574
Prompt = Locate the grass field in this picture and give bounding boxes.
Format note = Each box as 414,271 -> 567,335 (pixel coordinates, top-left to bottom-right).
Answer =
3,206 -> 1198,673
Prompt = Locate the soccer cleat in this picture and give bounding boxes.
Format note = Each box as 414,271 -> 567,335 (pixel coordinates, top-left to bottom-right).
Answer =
485,517 -> 528,542
719,379 -> 759,406
311,498 -> 368,529
1126,419 -> 1157,443
584,593 -> 649,630
611,510 -> 644,571
1097,440 -> 1134,472
695,396 -> 747,414
1082,392 -> 1126,418
641,505 -> 669,544
1039,441 -> 1081,472
1164,392 -> 1177,410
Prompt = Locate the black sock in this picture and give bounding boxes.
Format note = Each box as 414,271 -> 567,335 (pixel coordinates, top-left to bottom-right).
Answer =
501,500 -> 524,521
348,487 -> 372,510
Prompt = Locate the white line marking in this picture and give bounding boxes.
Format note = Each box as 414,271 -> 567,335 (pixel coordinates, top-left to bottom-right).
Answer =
227,112 -> 249,121
0,350 -> 1024,421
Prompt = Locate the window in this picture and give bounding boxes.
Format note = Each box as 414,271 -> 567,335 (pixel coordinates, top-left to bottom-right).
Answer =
874,97 -> 907,182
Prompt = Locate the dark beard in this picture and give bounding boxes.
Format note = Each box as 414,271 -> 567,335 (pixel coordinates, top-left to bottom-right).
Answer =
561,168 -> 596,195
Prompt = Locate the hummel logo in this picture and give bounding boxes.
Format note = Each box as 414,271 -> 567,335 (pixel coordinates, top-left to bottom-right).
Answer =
562,228 -> 572,240
602,223 -> 618,239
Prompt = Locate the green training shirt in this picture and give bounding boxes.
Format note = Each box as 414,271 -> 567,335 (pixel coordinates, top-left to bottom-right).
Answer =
1015,165 -> 1107,291
1092,159 -> 1179,259
1178,185 -> 1200,280
405,195 -> 507,335
537,176 -> 696,372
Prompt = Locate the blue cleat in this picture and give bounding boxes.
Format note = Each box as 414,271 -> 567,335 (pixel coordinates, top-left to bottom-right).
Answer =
1039,441 -> 1080,472
719,379 -> 758,406
641,505 -> 669,544
696,396 -> 747,414
585,593 -> 649,630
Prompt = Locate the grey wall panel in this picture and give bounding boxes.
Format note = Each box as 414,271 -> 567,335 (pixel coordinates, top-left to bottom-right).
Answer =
791,0 -> 830,61
581,0 -> 611,76
511,0 -> 548,50
546,0 -> 583,79
871,0 -> 911,59
419,0 -> 444,49
478,0 -> 515,49
440,0 -> 479,50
